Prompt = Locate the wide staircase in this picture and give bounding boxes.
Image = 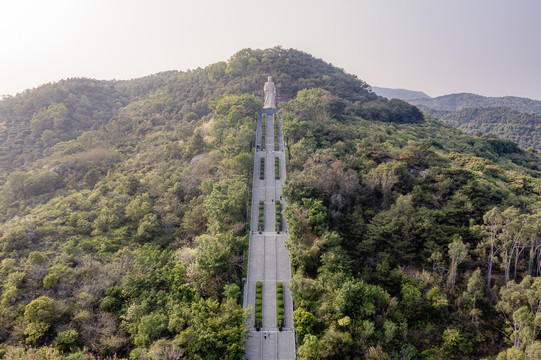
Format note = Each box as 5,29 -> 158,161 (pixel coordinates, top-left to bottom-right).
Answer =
243,110 -> 296,359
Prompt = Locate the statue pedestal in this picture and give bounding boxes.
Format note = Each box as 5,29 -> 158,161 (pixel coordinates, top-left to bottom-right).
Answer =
260,108 -> 279,115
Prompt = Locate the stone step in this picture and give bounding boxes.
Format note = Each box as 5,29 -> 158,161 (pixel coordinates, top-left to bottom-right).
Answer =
244,112 -> 296,360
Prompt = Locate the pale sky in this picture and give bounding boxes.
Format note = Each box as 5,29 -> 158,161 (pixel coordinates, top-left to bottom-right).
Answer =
1,0 -> 540,100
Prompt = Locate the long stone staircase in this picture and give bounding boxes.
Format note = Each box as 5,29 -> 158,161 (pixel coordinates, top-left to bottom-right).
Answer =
243,110 -> 296,359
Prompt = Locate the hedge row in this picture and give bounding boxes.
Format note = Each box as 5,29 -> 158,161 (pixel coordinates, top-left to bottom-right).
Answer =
275,201 -> 282,232
274,116 -> 279,151
261,114 -> 266,150
277,282 -> 284,328
258,201 -> 264,232
260,157 -> 265,180
275,157 -> 280,179
255,281 -> 263,328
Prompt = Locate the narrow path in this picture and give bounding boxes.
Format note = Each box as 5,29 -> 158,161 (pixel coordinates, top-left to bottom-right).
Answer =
244,111 -> 295,360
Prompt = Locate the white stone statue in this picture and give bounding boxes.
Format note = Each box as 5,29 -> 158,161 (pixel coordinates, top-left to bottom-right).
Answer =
263,76 -> 276,109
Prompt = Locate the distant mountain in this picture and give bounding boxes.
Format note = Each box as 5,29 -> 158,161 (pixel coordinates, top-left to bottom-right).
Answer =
371,86 -> 431,101
407,92 -> 541,149
409,92 -> 541,114
420,106 -> 541,149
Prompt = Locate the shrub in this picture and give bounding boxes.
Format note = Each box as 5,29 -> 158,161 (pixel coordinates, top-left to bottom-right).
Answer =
274,116 -> 279,150
43,273 -> 60,289
25,296 -> 57,324
54,329 -> 79,351
276,282 -> 284,327
260,158 -> 265,180
275,201 -> 282,231
258,201 -> 265,231
99,295 -> 122,313
29,251 -> 48,265
255,281 -> 263,327
261,114 -> 266,150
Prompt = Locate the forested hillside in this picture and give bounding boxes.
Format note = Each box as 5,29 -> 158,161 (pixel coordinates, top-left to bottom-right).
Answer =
409,93 -> 541,114
1,47 -> 541,359
281,89 -> 541,359
0,47 -> 422,359
421,106 -> 541,150
408,93 -> 541,150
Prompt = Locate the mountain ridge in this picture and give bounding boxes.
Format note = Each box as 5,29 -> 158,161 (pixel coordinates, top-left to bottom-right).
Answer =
374,87 -> 541,149
371,86 -> 431,101
409,92 -> 541,114
420,106 -> 541,149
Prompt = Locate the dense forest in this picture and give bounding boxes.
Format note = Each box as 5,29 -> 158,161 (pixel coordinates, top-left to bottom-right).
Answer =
280,89 -> 541,359
420,106 -> 541,150
409,93 -> 541,115
373,89 -> 541,150
0,47 -> 540,359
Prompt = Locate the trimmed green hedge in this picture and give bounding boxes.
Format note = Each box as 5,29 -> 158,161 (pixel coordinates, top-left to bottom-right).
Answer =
277,282 -> 284,327
274,116 -> 279,151
261,114 -> 266,150
275,157 -> 279,179
259,157 -> 265,180
255,281 -> 263,327
258,201 -> 264,231
275,201 -> 282,232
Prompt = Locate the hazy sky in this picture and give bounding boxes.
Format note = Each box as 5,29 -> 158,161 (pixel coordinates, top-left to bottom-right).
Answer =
1,0 -> 540,99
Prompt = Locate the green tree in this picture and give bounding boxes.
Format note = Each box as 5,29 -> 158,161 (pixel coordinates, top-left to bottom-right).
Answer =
125,193 -> 153,222
448,235 -> 468,291
191,232 -> 245,297
500,207 -> 527,283
465,268 -> 485,323
203,176 -> 247,234
482,207 -> 505,289
24,296 -> 58,344
498,276 -> 541,351
177,298 -> 249,360
30,103 -> 69,137
54,329 -> 79,351
137,213 -> 161,240
223,283 -> 241,300
293,308 -> 316,343
134,313 -> 169,347
24,296 -> 57,324
4,171 -> 30,200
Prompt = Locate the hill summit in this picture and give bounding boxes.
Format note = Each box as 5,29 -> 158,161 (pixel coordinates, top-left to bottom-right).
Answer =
0,47 -> 421,174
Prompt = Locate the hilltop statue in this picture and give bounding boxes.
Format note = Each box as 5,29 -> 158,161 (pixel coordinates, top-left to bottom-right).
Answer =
263,76 -> 276,109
